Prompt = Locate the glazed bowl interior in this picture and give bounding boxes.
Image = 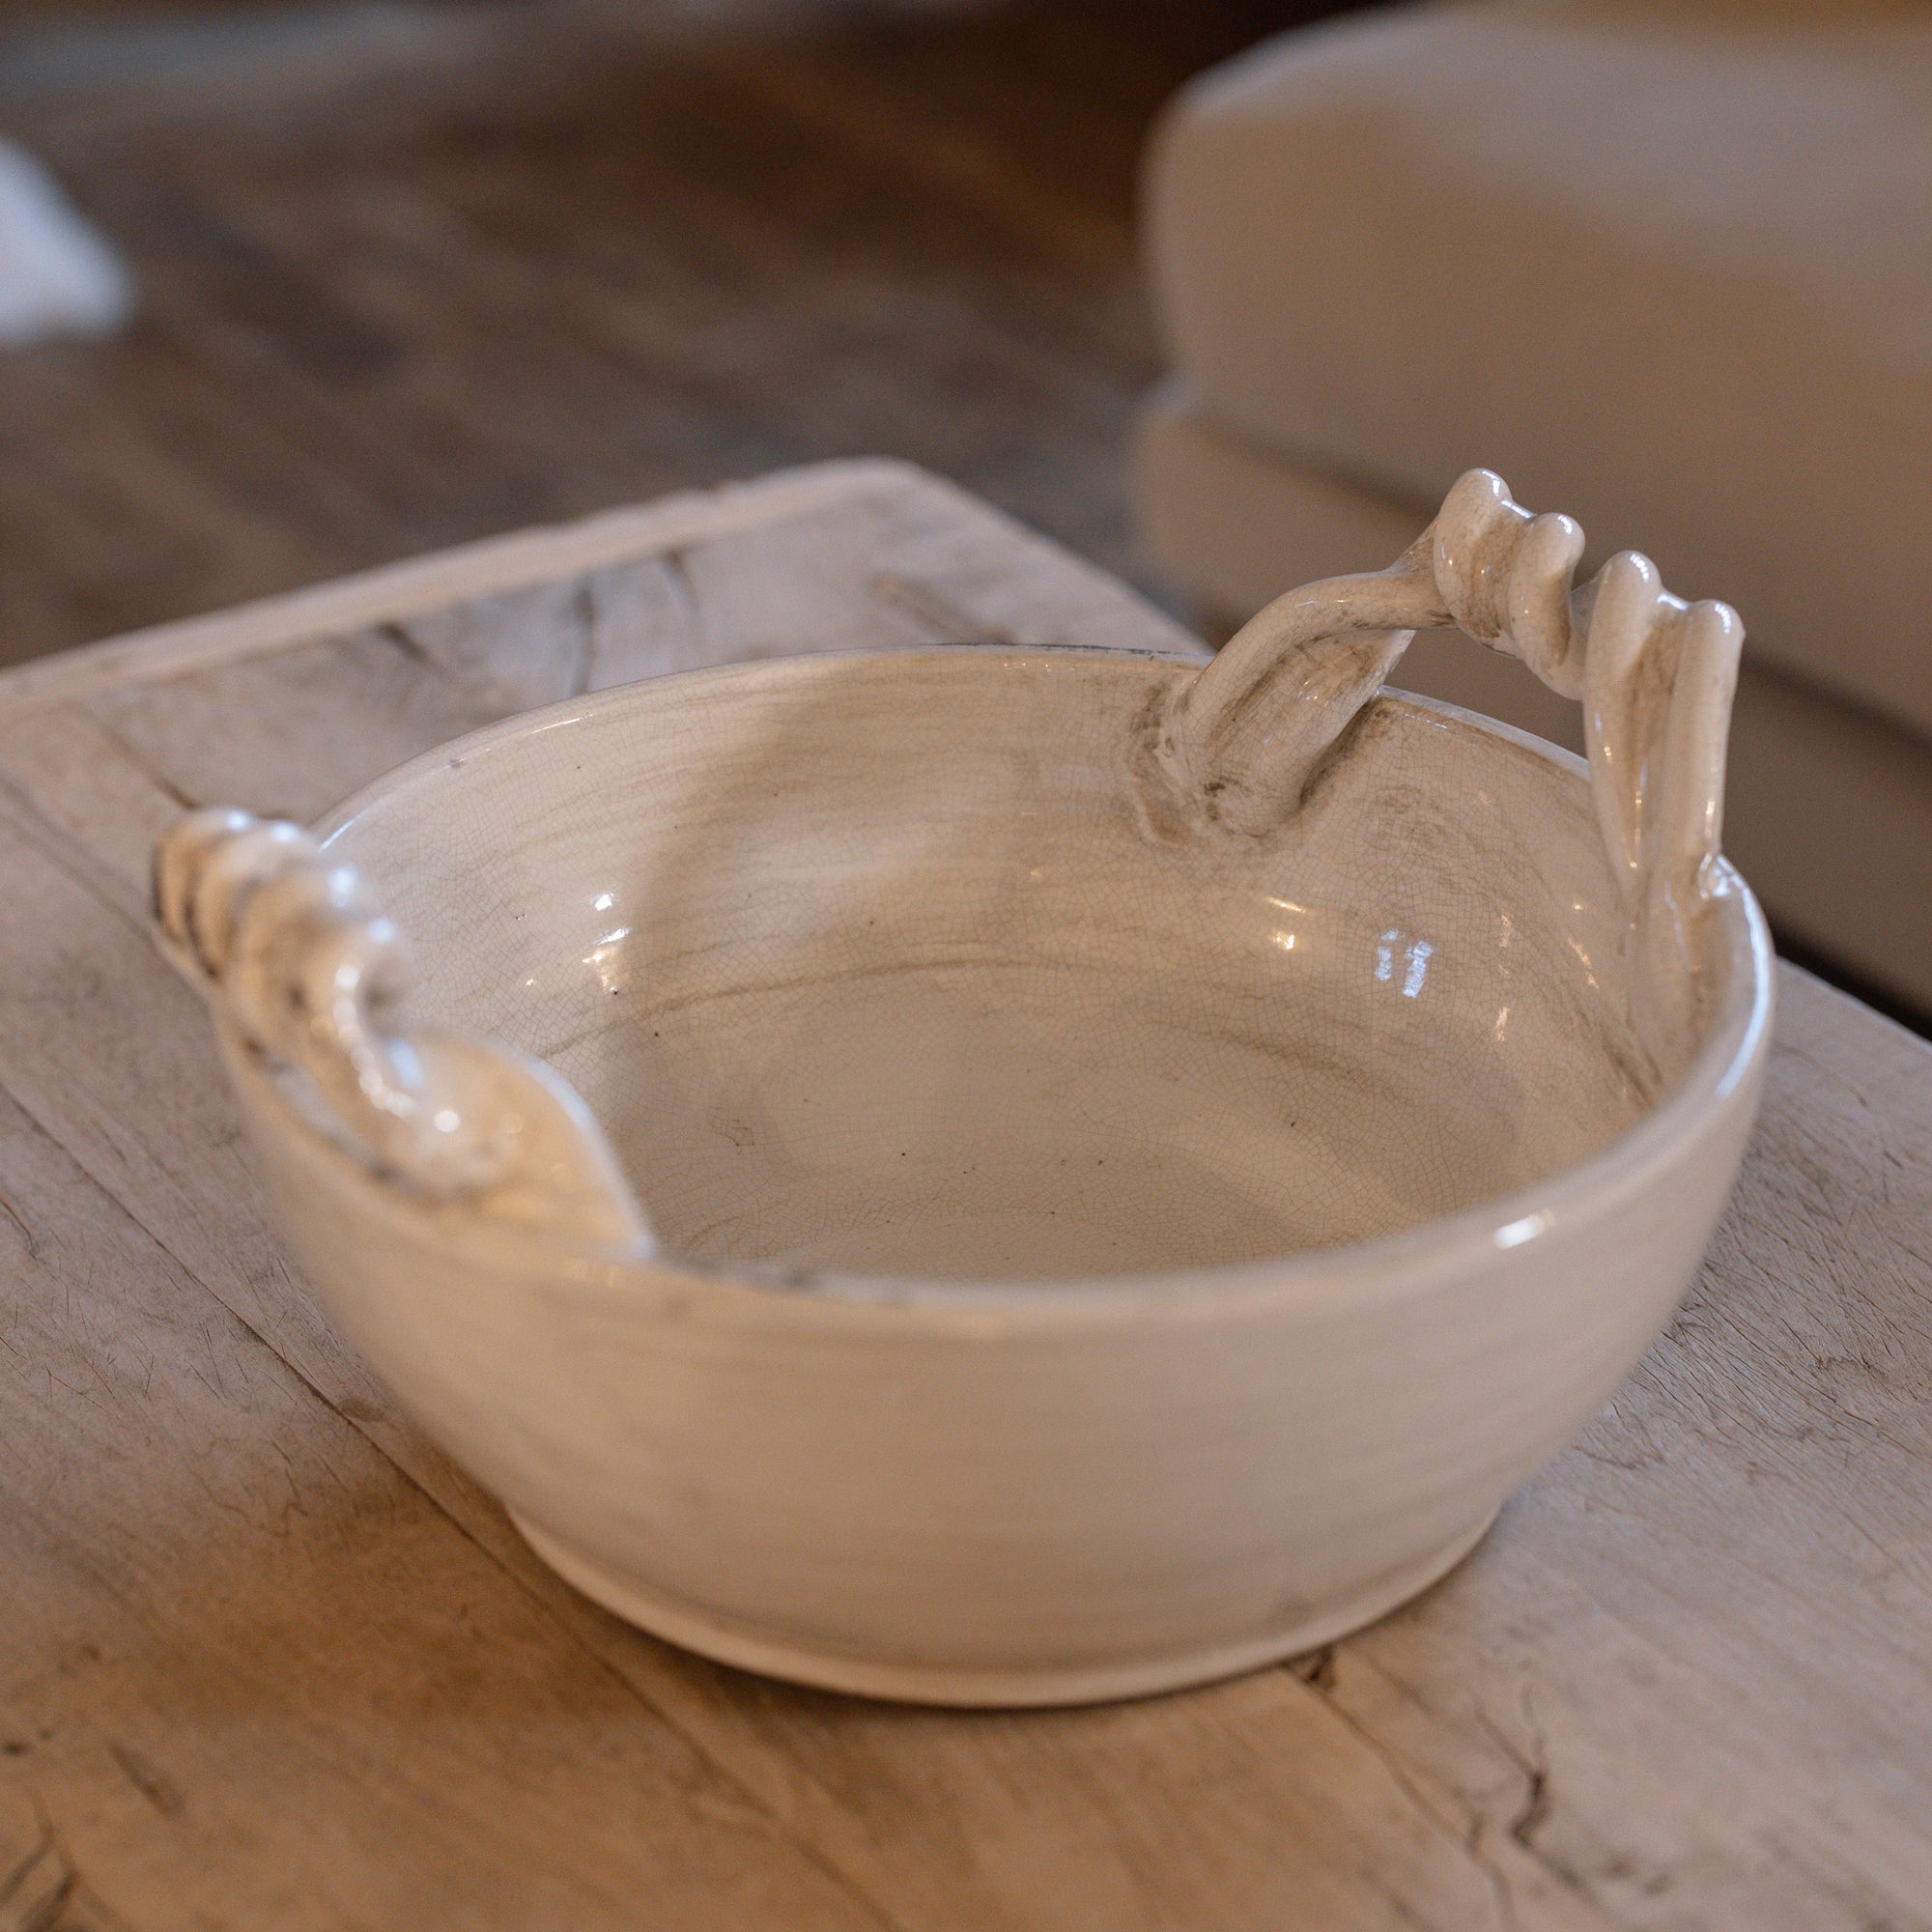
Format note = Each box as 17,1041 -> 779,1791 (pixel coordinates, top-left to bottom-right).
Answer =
322,646 -> 1663,1282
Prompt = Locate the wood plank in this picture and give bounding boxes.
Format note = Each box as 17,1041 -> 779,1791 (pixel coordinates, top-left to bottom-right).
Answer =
80,627 -> 509,827
0,461 -> 1193,722
0,1069 -> 893,1932
0,464 -> 898,715
0,469 -> 1925,1927
1306,971 -> 1932,1930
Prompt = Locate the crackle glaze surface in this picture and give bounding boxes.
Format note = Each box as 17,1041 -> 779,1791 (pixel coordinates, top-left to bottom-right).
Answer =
155,470 -> 1775,1703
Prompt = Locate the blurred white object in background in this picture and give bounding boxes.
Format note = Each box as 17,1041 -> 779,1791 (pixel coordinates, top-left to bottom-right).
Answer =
0,139 -> 133,347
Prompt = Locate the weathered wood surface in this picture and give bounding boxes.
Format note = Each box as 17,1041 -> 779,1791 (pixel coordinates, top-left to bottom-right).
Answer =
1,461 -> 1928,1931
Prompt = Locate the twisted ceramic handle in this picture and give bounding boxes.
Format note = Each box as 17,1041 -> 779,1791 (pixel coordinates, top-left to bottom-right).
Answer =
156,810 -> 649,1247
1153,469 -> 1745,1055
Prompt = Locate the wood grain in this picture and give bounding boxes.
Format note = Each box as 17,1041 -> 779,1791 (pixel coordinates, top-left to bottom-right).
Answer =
0,462 -> 1927,1930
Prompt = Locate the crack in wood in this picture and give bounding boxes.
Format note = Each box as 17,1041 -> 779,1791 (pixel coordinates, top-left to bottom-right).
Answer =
106,1746 -> 185,1824
0,780 -> 153,932
375,620 -> 431,667
1273,1654 -> 1589,1932
0,1797 -> 141,1932
866,572 -> 1013,646
1287,1643 -> 1338,1692
1474,1702 -> 1593,1903
658,544 -> 705,655
0,1189 -> 43,1266
568,575 -> 597,699
72,716 -> 201,815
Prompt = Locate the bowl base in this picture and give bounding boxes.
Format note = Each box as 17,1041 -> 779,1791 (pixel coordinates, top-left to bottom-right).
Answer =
508,1508 -> 1499,1708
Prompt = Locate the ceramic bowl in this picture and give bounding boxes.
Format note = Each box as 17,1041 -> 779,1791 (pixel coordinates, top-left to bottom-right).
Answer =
155,471 -> 1773,1705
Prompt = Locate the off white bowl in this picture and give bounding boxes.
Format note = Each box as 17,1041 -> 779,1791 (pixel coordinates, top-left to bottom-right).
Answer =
156,473 -> 1773,1704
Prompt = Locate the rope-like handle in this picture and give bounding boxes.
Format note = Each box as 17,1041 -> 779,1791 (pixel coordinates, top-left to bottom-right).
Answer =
156,810 -> 649,1247
1151,469 -> 1745,1060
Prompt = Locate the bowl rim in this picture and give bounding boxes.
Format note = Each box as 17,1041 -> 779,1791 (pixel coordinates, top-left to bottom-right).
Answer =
308,641 -> 1777,1321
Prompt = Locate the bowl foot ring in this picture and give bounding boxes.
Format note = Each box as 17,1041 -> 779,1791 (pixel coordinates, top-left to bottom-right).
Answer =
509,1506 -> 1499,1708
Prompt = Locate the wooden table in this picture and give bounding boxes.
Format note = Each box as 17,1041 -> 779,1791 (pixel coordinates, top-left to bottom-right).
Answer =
2,462 -> 1927,1931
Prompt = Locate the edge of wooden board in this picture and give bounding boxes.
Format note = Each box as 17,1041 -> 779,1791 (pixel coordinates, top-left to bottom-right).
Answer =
0,459 -> 927,716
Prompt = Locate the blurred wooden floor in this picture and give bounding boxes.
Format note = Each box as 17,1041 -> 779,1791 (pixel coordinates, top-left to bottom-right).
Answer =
0,0 -> 1359,665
